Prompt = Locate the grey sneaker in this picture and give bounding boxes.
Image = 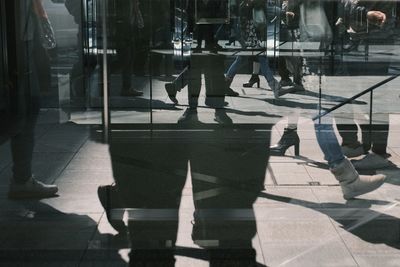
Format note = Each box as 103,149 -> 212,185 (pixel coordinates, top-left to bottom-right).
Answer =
351,153 -> 394,170
8,177 -> 58,199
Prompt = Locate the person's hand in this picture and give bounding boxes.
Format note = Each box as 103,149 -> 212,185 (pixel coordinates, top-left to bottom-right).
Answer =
367,11 -> 386,26
335,18 -> 346,35
286,12 -> 295,19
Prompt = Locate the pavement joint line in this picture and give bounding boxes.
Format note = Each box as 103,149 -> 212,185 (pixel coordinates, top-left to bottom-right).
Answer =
267,164 -> 278,186
277,200 -> 400,267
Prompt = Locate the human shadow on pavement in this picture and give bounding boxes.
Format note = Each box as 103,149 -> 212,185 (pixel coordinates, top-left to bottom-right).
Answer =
103,123 -> 273,266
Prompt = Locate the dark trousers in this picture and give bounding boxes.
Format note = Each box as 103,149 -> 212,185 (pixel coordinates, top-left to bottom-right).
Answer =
115,24 -> 147,91
337,123 -> 389,155
278,56 -> 302,84
5,38 -> 41,184
187,54 -> 226,109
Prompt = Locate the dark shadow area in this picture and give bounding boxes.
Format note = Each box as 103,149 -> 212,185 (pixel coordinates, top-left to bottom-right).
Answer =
101,123 -> 272,266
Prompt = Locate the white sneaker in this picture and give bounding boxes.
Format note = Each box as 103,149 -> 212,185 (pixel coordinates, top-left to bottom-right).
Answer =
351,153 -> 394,170
8,177 -> 58,199
341,145 -> 364,158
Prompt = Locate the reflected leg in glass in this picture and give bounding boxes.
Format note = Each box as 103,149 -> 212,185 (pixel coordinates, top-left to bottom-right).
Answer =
115,27 -> 143,97
243,61 -> 260,88
178,57 -> 201,124
271,114 -> 301,156
8,39 -> 58,199
165,66 -> 189,104
351,123 -> 394,170
314,121 -> 385,200
204,55 -> 231,124
258,56 -> 280,98
337,123 -> 364,158
224,56 -> 241,96
9,116 -> 58,199
270,126 -> 300,156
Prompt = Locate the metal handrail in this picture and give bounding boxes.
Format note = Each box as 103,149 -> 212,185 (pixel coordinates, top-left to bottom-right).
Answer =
312,74 -> 400,122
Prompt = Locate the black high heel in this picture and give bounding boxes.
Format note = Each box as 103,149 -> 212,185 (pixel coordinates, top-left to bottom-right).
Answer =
225,37 -> 236,46
270,127 -> 300,156
243,74 -> 260,88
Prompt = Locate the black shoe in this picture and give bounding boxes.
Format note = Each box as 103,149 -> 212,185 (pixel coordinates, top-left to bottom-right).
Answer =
243,74 -> 260,88
178,108 -> 198,124
225,37 -> 236,46
270,127 -> 300,156
121,88 -> 143,97
214,110 -> 232,124
279,78 -> 293,87
165,83 -> 178,104
226,87 -> 239,97
293,82 -> 305,92
343,39 -> 360,52
97,185 -> 127,233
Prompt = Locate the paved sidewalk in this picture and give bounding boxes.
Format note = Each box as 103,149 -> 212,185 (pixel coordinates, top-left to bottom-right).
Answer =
1,73 -> 400,266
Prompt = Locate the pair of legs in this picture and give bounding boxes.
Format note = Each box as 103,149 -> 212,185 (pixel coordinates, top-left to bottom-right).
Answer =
337,122 -> 389,157
314,115 -> 385,200
336,116 -> 392,170
278,56 -> 304,89
225,55 -> 279,97
179,53 -> 232,124
5,31 -> 58,198
115,24 -> 145,96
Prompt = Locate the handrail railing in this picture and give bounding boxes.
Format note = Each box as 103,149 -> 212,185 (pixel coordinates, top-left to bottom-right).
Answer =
312,74 -> 400,122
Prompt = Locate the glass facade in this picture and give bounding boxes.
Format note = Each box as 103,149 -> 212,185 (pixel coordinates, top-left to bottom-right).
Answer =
0,0 -> 400,265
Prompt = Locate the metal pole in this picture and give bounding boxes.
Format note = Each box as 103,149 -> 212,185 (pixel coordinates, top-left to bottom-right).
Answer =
101,0 -> 110,143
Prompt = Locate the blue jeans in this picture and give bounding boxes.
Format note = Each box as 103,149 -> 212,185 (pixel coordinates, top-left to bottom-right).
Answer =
225,55 -> 275,83
314,120 -> 345,168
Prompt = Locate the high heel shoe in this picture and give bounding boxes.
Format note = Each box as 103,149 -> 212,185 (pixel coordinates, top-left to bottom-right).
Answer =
270,127 -> 300,156
243,74 -> 260,88
225,37 -> 236,46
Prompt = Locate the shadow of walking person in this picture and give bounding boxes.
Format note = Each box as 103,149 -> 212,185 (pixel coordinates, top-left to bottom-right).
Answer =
102,121 -> 273,266
190,126 -> 271,266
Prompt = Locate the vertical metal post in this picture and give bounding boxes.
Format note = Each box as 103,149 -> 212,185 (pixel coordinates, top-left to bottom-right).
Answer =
101,0 -> 110,143
0,0 -> 8,86
369,90 -> 373,147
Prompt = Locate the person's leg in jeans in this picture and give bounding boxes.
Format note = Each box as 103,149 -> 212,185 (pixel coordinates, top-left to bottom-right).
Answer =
258,55 -> 280,97
314,117 -> 385,200
314,122 -> 345,167
225,56 -> 243,79
223,56 -> 242,96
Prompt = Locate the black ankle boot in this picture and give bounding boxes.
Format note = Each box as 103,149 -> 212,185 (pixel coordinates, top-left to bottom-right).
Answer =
270,128 -> 300,156
243,74 -> 260,88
